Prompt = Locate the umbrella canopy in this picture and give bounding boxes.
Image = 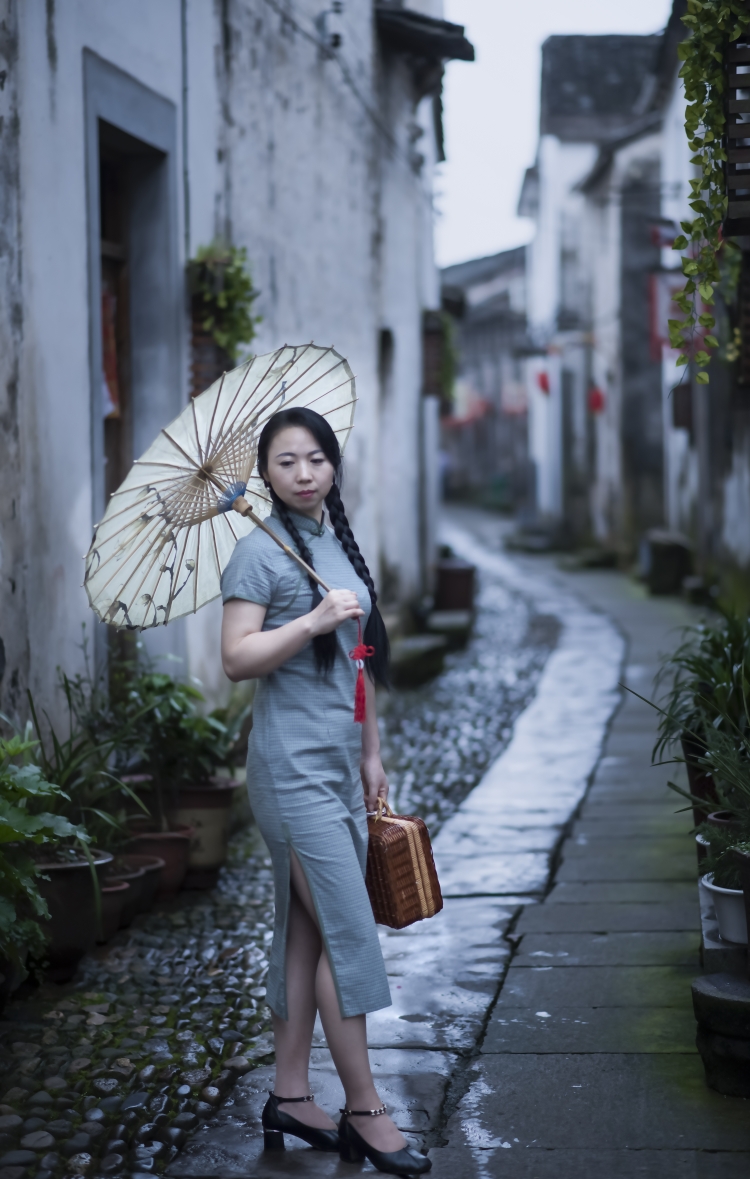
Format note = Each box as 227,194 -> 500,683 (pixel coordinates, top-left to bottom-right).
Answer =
84,343 -> 356,630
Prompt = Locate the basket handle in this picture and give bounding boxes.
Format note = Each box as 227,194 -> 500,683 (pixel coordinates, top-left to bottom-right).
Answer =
367,798 -> 395,821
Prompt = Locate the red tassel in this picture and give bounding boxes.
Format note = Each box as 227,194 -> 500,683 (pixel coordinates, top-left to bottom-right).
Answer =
354,667 -> 367,723
349,620 -> 375,724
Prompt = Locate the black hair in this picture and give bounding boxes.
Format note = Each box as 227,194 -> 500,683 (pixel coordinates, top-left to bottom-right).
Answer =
256,406 -> 390,687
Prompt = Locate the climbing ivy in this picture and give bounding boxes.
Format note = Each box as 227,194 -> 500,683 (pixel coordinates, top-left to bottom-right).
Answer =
669,0 -> 750,384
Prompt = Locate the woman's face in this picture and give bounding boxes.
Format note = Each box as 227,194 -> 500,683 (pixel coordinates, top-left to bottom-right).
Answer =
263,426 -> 335,520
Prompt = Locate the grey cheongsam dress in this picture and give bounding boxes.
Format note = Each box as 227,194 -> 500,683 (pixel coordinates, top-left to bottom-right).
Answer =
220,507 -> 392,1020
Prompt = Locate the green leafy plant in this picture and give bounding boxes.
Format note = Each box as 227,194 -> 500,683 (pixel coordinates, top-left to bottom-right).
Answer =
652,607 -> 750,763
701,821 -> 750,888
188,241 -> 261,361
26,670 -> 148,851
0,732 -> 87,967
668,0 -> 750,384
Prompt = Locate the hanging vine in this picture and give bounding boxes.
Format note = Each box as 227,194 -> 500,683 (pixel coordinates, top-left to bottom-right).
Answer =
669,0 -> 750,384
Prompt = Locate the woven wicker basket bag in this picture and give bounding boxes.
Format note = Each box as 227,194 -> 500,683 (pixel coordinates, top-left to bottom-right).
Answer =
365,801 -> 443,929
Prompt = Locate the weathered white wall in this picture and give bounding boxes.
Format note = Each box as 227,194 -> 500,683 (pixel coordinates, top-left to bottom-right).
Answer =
524,138 -> 595,523
0,0 -> 25,720
586,132 -> 661,545
4,0 -> 443,719
660,68 -> 699,540
15,1 -> 187,721
526,138 -> 596,342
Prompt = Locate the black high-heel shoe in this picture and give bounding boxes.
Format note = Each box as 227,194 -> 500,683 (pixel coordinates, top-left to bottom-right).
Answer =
338,1104 -> 431,1175
261,1092 -> 340,1152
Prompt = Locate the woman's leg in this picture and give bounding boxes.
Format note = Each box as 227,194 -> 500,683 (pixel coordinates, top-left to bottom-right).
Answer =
272,875 -> 336,1129
289,850 -> 406,1152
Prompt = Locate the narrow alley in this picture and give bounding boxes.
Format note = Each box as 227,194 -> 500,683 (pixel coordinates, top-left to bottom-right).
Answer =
152,508 -> 750,1177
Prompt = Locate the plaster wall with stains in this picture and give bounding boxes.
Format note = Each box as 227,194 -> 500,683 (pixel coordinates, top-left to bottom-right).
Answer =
0,0 -> 26,721
2,0 -> 444,719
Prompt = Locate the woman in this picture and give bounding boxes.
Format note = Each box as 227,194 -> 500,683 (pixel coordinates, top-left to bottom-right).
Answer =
221,407 -> 431,1176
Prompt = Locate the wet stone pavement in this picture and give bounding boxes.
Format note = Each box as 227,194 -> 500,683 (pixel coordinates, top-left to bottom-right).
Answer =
0,515 -> 562,1179
0,829 -> 277,1179
8,508 -> 741,1177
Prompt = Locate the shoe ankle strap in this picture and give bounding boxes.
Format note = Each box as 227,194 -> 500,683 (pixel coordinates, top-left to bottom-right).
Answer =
270,1091 -> 314,1103
341,1104 -> 387,1116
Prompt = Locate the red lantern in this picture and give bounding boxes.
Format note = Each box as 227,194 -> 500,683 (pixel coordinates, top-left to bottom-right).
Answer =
537,371 -> 550,394
588,385 -> 605,414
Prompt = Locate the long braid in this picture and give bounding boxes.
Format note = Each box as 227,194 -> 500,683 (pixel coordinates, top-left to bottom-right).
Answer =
268,488 -> 338,675
325,483 -> 390,688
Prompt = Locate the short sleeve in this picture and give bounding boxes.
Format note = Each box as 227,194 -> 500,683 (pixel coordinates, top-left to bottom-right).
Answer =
221,532 -> 279,606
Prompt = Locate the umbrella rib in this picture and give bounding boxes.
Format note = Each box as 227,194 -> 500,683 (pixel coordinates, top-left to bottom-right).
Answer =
252,355 -> 345,424
134,459 -> 198,472
226,344 -> 317,431
95,474 -> 202,530
92,508 -> 174,547
87,512 -> 171,595
223,511 -> 241,541
191,396 -> 205,464
192,520 -> 202,614
162,523 -> 193,625
126,528 -> 182,624
204,370 -> 228,460
100,524 -> 177,619
302,380 -> 355,410
161,429 -> 207,474
208,515 -> 223,586
246,344 -> 331,425
111,473 -> 195,495
212,346 -> 286,446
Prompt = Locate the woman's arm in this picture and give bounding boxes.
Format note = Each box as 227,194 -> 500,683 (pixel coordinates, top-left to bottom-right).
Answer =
360,672 -> 389,811
221,590 -> 364,681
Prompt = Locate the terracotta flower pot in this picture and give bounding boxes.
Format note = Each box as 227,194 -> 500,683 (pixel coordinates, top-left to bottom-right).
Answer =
35,850 -> 114,982
105,856 -> 148,926
98,881 -> 130,943
167,779 -> 240,889
707,810 -> 742,832
124,827 -> 193,897
681,734 -> 718,826
116,853 -> 165,914
434,559 -> 475,611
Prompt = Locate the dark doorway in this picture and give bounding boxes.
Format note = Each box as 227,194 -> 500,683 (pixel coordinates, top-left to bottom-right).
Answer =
85,53 -> 183,670
99,145 -> 132,502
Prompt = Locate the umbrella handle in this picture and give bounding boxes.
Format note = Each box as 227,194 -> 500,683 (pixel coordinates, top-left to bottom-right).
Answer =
232,496 -> 332,593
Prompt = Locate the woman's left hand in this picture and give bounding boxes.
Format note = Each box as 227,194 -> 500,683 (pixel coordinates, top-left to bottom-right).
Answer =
361,755 -> 388,813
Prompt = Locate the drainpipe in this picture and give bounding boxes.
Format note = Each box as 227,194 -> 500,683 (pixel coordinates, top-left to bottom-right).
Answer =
181,0 -> 191,260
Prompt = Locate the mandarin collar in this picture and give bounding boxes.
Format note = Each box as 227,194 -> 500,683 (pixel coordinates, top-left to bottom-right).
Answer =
271,505 -> 326,537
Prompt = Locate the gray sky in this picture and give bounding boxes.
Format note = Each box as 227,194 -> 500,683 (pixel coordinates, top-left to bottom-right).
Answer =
436,0 -> 676,268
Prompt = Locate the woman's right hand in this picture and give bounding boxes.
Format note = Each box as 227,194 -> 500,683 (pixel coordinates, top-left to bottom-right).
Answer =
309,589 -> 364,636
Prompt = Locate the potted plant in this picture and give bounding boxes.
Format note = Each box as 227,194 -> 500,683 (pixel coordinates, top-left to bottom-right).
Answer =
700,827 -> 749,945
187,240 -> 260,395
24,668 -> 156,961
108,662 -> 249,890
677,691 -> 750,944
652,609 -> 750,825
0,727 -> 95,992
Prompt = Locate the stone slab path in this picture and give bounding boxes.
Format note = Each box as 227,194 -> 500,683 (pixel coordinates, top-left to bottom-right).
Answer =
431,510 -> 750,1178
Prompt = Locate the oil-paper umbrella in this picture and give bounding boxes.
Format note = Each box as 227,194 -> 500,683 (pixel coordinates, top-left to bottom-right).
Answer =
84,343 -> 355,630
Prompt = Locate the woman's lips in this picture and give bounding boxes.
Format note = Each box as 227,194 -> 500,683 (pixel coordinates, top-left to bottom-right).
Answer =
296,490 -> 315,498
